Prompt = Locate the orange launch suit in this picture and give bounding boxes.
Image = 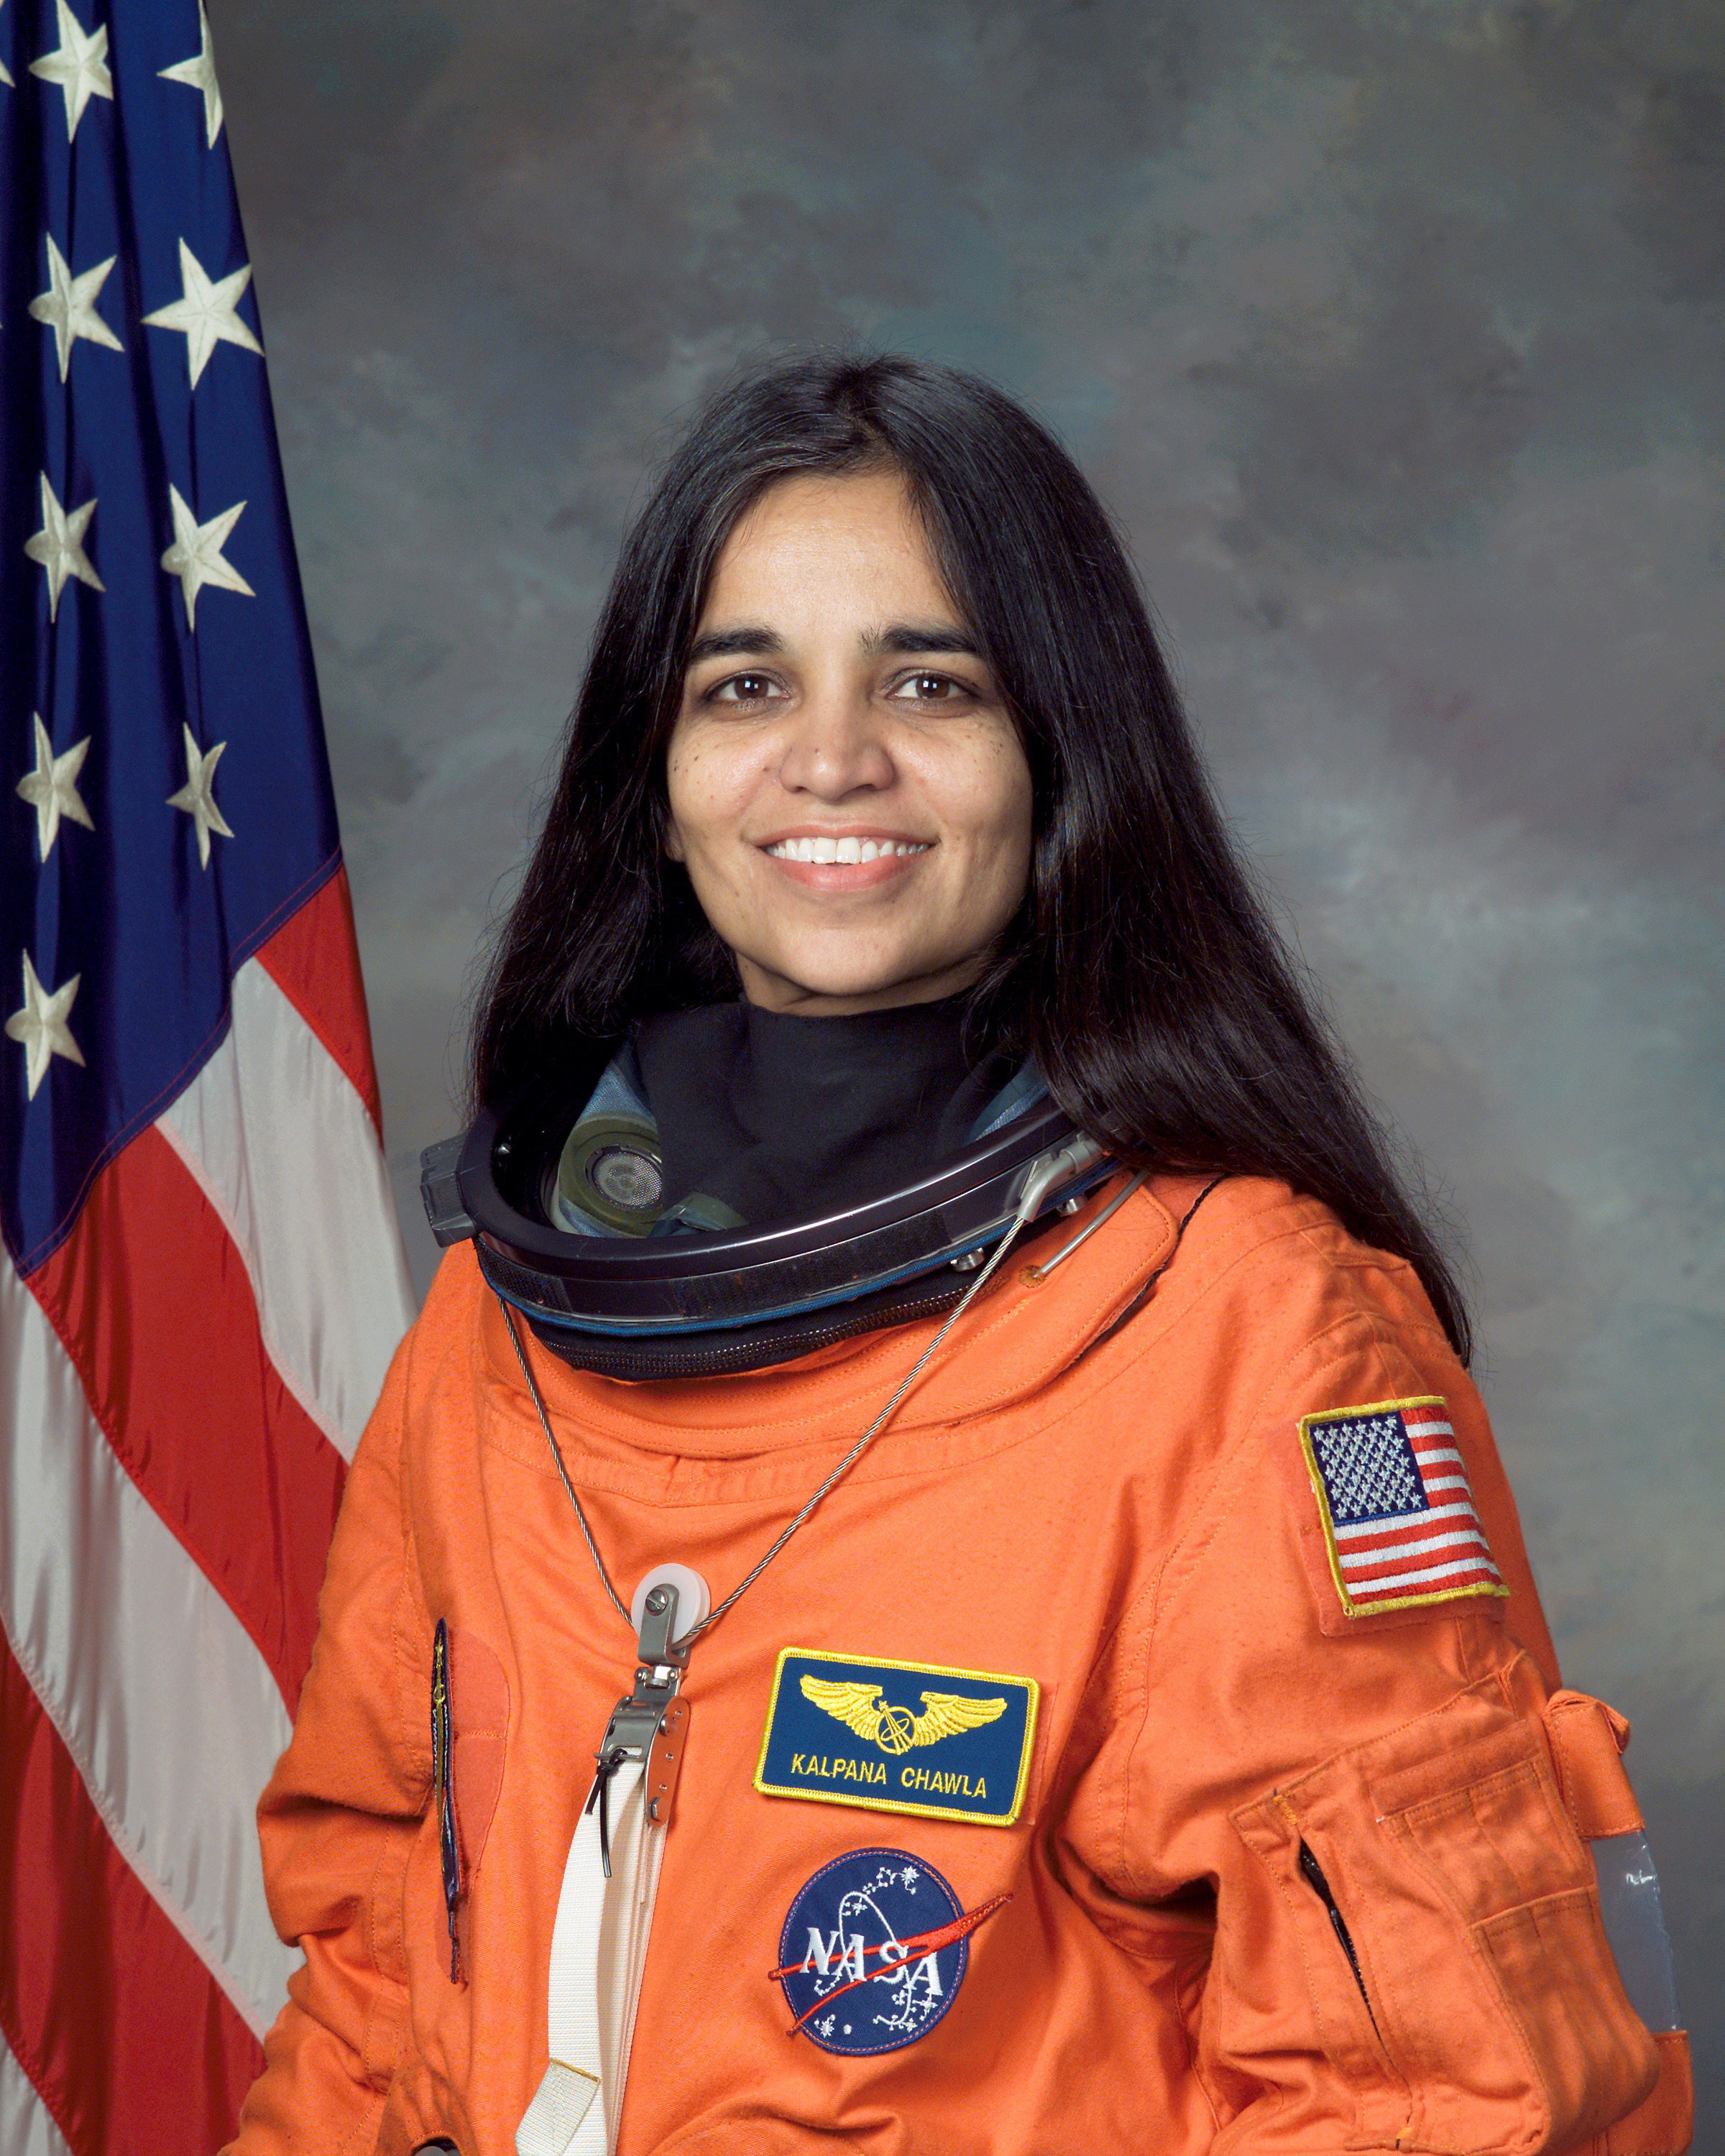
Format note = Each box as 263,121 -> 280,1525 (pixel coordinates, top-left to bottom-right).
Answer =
229,1173 -> 1693,2155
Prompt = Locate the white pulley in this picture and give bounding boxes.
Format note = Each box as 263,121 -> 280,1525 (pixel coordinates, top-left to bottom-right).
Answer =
628,1564 -> 709,1646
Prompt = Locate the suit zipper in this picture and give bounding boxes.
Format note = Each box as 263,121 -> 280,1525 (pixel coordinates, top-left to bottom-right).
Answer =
1297,1841 -> 1379,2034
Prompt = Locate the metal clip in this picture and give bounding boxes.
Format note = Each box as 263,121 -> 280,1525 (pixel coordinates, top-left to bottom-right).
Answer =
635,1579 -> 691,1674
586,1582 -> 689,1876
645,1697 -> 689,1828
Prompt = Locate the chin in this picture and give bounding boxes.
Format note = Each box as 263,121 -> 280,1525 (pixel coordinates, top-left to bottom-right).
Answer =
753,952 -> 972,1010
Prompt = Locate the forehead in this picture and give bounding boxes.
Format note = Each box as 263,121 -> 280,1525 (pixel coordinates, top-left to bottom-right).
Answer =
697,469 -> 957,627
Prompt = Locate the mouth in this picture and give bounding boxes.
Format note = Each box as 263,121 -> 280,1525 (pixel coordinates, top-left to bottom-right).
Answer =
762,833 -> 932,865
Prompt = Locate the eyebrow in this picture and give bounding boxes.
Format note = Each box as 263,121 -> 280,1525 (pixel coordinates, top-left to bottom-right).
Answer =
685,621 -> 983,665
686,625 -> 785,663
865,623 -> 982,658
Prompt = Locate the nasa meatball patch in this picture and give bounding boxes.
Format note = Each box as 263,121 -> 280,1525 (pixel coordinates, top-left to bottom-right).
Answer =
755,1648 -> 1039,1826
1300,1394 -> 1509,1618
773,1849 -> 973,2053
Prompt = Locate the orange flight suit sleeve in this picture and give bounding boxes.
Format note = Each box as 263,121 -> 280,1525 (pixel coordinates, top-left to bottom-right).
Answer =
1099,1310 -> 1665,2153
225,1331 -> 433,2155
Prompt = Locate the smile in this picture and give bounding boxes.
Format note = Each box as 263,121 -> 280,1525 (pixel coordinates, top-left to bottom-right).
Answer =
763,837 -> 932,864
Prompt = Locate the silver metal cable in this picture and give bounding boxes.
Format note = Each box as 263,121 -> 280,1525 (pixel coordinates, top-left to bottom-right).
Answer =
501,1302 -> 633,1629
497,1198 -> 1037,1652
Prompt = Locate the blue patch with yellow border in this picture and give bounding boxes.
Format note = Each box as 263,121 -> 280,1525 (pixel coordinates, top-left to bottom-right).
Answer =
754,1648 -> 1039,1827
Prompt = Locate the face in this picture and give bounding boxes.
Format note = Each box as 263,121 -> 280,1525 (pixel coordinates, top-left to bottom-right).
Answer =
664,469 -> 1034,1015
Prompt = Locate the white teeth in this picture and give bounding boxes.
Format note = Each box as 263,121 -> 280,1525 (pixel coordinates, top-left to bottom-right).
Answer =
765,837 -> 931,862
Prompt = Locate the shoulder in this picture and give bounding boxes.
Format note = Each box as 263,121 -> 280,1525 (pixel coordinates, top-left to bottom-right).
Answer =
373,1240 -> 494,1427
1096,1173 -> 1472,1568
1070,1171 -> 1468,1516
1111,1174 -> 1552,1660
1136,1170 -> 1458,1388
420,1235 -> 492,1329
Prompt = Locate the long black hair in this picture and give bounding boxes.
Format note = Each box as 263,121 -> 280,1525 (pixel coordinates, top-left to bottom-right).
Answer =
474,352 -> 1471,1358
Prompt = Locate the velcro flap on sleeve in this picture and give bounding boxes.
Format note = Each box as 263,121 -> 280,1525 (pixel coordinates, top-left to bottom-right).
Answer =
448,1624 -> 509,1876
1542,1690 -> 1643,1841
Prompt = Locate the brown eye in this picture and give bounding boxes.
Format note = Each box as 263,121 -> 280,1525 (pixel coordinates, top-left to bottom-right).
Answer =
891,672 -> 962,703
709,672 -> 778,704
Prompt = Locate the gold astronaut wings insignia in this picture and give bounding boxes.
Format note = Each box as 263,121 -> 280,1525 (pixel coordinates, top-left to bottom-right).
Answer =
800,1674 -> 1008,1756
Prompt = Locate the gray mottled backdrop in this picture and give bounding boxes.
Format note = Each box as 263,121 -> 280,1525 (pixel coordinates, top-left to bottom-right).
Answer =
221,0 -> 1724,2119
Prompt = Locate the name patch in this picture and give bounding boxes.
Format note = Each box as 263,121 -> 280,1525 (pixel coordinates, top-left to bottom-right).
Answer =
754,1648 -> 1039,1826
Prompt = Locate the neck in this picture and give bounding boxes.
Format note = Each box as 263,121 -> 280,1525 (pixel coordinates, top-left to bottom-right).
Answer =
633,997 -> 1013,1230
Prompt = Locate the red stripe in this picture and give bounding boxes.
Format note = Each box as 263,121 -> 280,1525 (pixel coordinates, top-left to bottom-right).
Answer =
0,1631 -> 263,2153
1338,1502 -> 1485,1553
1353,1562 -> 1501,1595
1348,1553 -> 1497,1581
1344,1519 -> 1489,1554
1343,1519 -> 1486,1551
253,864 -> 384,1133
778,1893 -> 1014,2033
26,1130 -> 345,1713
1354,1560 -> 1501,1587
1346,1544 -> 1497,1575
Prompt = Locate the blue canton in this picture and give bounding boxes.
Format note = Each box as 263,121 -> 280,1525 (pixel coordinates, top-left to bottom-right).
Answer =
1310,1411 -> 1427,1525
1,0 -> 340,1271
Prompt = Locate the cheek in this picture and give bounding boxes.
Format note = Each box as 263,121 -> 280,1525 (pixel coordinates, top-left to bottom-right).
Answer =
962,731 -> 1034,854
667,729 -> 765,842
665,735 -> 724,847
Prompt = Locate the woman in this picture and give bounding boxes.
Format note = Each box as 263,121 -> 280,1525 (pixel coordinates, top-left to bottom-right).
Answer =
231,355 -> 1688,2155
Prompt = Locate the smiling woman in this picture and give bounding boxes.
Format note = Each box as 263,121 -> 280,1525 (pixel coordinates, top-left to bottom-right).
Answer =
468,356 -> 1470,1354
664,469 -> 1034,1014
230,356 -> 1690,2156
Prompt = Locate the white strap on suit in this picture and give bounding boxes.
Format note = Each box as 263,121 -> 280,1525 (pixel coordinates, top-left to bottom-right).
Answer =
515,1759 -> 668,2156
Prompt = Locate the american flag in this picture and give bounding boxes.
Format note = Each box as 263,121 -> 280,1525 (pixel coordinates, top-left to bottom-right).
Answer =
1301,1398 -> 1509,1619
1,4 -> 415,2147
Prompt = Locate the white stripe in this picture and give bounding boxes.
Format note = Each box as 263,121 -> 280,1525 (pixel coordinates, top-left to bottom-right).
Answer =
1403,1420 -> 1455,1438
1423,1474 -> 1471,1494
1353,1554 -> 1503,1595
1413,1446 -> 1465,1467
1332,1497 -> 1481,1540
1340,1526 -> 1491,1571
0,2039 -> 74,2156
157,959 -> 414,1460
0,1261 -> 299,2038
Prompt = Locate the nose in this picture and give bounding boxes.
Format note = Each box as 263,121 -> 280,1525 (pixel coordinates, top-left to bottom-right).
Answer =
774,682 -> 896,801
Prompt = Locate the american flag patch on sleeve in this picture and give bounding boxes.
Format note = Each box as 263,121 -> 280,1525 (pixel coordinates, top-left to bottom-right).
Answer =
1298,1396 -> 1509,1618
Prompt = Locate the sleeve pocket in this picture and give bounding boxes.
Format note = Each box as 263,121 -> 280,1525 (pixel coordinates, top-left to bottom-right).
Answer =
1233,1675 -> 1659,2156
